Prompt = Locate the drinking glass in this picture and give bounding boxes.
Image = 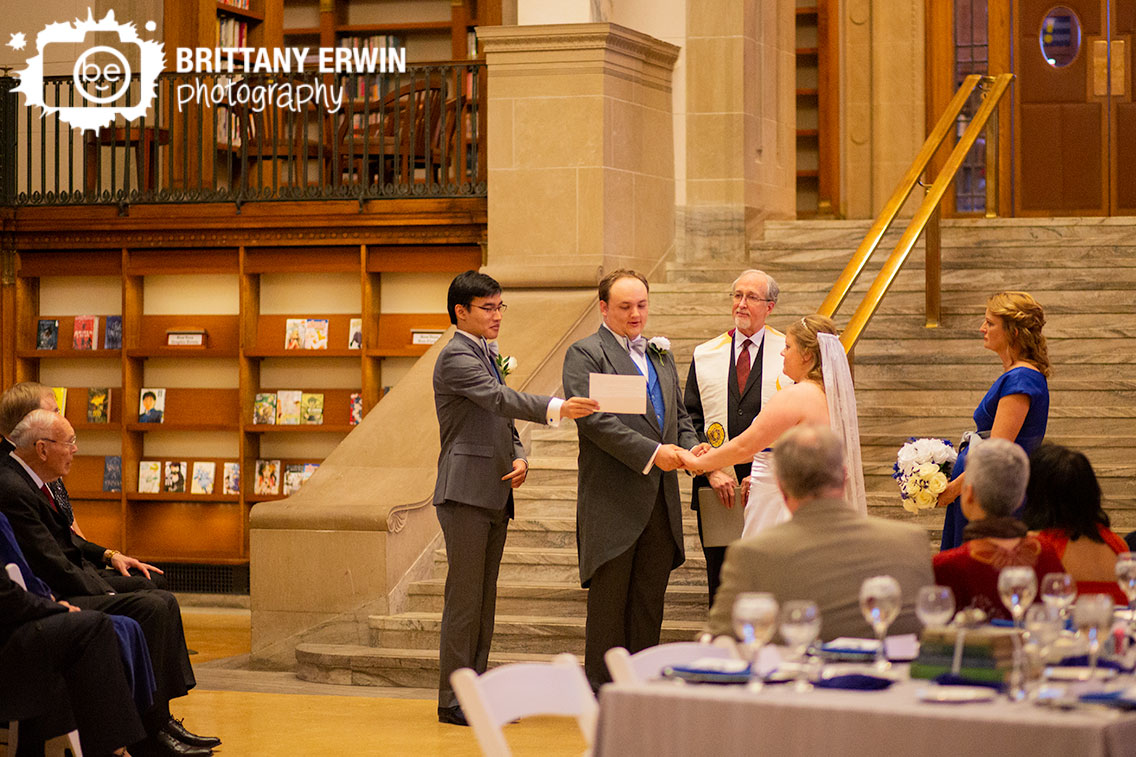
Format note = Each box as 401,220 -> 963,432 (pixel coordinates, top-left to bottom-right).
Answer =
732,592 -> 779,690
1040,572 -> 1077,625
1115,552 -> 1136,640
1024,604 -> 1062,671
779,600 -> 821,691
998,566 -> 1038,629
915,585 -> 956,629
1072,593 -> 1115,680
859,575 -> 902,672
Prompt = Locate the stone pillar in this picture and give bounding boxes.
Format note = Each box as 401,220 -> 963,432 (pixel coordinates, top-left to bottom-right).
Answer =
477,23 -> 679,287
677,0 -> 796,260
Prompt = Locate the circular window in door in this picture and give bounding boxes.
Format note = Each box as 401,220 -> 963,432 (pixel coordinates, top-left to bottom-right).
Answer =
1040,6 -> 1082,68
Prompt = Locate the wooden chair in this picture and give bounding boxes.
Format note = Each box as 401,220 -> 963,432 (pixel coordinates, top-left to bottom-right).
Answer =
2,564 -> 84,757
604,639 -> 740,685
450,652 -> 597,757
226,80 -> 326,192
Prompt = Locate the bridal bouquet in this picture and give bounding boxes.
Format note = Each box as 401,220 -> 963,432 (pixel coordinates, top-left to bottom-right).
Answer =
893,438 -> 957,513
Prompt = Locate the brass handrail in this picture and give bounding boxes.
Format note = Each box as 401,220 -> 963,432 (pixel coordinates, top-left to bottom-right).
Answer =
817,73 -> 1014,352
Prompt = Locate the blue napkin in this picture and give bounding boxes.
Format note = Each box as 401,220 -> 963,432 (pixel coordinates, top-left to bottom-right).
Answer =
989,618 -> 1015,628
932,673 -> 1006,692
1059,655 -> 1132,672
1079,690 -> 1136,710
814,674 -> 894,690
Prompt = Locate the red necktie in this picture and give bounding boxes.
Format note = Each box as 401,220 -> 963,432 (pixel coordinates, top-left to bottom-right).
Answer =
40,484 -> 59,512
736,339 -> 752,392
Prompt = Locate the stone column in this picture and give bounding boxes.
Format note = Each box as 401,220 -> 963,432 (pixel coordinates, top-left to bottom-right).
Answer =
477,23 -> 679,287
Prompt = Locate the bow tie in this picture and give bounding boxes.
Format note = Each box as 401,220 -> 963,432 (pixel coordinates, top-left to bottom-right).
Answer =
483,339 -> 499,360
628,336 -> 647,356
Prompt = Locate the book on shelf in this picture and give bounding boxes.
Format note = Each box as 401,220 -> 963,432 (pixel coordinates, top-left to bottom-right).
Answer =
102,455 -> 122,492
302,462 -> 319,482
163,461 -> 187,493
253,393 -> 277,425
222,462 -> 241,495
349,392 -> 363,425
282,463 -> 305,495
73,316 -> 98,350
300,392 -> 324,425
138,461 -> 161,493
217,17 -> 248,48
276,390 -> 302,425
348,318 -> 362,350
303,319 -> 329,350
86,388 -> 110,424
191,462 -> 216,495
254,459 -> 281,495
103,315 -> 123,350
138,388 -> 165,423
284,319 -> 304,350
36,319 -> 58,350
51,387 -> 68,416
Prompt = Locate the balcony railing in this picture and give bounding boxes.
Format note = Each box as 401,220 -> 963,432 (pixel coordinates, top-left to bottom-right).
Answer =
0,62 -> 487,207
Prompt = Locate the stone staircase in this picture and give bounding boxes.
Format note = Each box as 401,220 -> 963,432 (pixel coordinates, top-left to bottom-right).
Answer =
296,217 -> 1136,688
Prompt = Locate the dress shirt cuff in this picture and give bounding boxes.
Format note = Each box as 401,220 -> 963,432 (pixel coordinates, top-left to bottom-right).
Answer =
546,398 -> 563,427
643,444 -> 662,475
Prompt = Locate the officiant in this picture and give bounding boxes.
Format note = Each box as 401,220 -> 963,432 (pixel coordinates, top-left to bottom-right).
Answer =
683,270 -> 789,606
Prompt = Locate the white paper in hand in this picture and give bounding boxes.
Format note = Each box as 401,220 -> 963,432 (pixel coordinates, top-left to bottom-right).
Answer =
589,373 -> 647,414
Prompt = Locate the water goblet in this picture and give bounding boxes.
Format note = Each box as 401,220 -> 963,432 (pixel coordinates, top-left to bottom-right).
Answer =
1073,593 -> 1115,681
1115,552 -> 1136,640
998,566 -> 1037,629
859,575 -> 901,672
915,585 -> 956,630
1040,572 -> 1077,625
732,592 -> 779,690
779,600 -> 821,692
1024,604 -> 1063,687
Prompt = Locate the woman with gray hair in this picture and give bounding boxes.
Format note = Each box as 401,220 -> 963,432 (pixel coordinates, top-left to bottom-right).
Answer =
932,438 -> 1064,620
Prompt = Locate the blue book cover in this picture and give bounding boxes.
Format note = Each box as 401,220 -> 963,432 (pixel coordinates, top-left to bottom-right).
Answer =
102,455 -> 122,492
36,319 -> 58,349
104,315 -> 123,350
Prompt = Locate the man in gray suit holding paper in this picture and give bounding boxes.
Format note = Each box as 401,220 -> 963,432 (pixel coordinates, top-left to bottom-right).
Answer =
433,271 -> 598,726
562,269 -> 706,690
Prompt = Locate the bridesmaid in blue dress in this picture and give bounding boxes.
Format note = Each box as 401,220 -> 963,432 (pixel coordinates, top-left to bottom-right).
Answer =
937,291 -> 1050,551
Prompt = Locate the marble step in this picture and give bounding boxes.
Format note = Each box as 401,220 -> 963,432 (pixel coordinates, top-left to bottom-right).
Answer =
757,218 -> 1136,249
295,645 -> 580,689
433,546 -> 709,585
505,515 -> 702,552
858,415 -> 1136,437
406,578 -> 711,620
367,612 -> 705,654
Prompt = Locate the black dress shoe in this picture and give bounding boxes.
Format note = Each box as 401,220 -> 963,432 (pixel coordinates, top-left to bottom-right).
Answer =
135,729 -> 213,757
437,704 -> 469,726
164,718 -> 221,749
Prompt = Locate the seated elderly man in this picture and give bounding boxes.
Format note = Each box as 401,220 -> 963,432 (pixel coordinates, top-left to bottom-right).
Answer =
933,438 -> 1064,620
0,409 -> 218,757
707,425 -> 934,640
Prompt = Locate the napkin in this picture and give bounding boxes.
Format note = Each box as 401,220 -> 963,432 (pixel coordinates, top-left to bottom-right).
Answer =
1058,655 -> 1133,672
932,673 -> 1006,692
814,674 -> 894,691
1078,690 -> 1136,710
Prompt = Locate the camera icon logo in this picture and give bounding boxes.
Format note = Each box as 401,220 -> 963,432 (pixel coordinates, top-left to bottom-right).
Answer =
15,9 -> 164,132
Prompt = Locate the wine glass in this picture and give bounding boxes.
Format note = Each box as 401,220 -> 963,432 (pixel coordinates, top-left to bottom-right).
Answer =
915,585 -> 955,629
732,592 -> 779,690
1024,604 -> 1062,672
859,575 -> 901,672
998,566 -> 1038,629
1072,593 -> 1114,680
1040,572 -> 1077,625
779,600 -> 821,691
1115,552 -> 1136,640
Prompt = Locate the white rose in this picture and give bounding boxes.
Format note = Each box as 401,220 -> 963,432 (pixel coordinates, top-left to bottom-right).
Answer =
504,356 -> 518,372
914,489 -> 935,509
930,444 -> 950,464
897,444 -> 918,466
928,472 -> 948,495
901,497 -> 920,514
917,462 -> 939,477
649,336 -> 671,352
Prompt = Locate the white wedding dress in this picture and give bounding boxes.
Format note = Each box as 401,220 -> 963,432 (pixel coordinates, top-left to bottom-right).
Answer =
740,332 -> 867,538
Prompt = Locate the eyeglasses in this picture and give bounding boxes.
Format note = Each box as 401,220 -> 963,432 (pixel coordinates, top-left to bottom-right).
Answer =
473,304 -> 508,314
40,437 -> 77,449
731,292 -> 773,305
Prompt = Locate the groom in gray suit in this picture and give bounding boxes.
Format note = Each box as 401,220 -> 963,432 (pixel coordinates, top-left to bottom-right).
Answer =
562,269 -> 705,689
433,271 -> 598,725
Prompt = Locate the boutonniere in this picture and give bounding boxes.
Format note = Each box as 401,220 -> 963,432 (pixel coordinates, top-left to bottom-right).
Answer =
495,353 -> 517,378
647,336 -> 671,357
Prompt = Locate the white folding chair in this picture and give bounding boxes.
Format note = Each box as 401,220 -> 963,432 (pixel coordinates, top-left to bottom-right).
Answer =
604,639 -> 740,685
3,563 -> 84,757
451,652 -> 597,757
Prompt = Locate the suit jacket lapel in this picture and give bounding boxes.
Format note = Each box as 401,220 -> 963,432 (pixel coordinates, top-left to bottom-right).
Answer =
597,328 -> 660,433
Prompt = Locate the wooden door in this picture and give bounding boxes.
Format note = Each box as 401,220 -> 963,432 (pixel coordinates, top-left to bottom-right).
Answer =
1016,0 -> 1134,215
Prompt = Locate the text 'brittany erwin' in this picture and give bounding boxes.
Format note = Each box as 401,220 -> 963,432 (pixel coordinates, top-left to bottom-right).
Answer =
174,46 -> 407,75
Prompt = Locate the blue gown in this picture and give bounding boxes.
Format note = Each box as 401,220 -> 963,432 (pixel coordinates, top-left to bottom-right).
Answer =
940,367 -> 1049,551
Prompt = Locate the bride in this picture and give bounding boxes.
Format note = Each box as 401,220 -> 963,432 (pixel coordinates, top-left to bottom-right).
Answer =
678,314 -> 866,536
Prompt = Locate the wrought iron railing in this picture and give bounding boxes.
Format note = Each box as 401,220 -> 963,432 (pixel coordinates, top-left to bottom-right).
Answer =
0,62 -> 487,207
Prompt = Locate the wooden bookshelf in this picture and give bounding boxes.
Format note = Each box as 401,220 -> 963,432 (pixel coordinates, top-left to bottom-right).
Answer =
794,0 -> 839,218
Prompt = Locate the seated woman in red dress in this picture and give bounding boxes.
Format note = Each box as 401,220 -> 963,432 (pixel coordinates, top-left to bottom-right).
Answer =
1022,443 -> 1128,605
933,438 -> 1064,620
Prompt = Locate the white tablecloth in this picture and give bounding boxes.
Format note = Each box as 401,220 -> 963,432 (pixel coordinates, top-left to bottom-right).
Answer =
594,678 -> 1136,757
